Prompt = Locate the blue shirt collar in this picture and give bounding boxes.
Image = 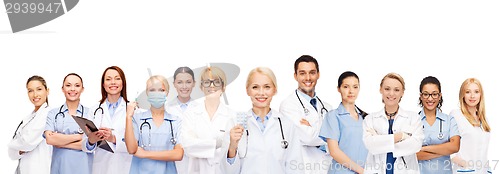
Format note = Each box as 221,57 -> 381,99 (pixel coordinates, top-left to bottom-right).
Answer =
336,102 -> 362,116
419,109 -> 446,122
296,89 -> 316,101
106,96 -> 122,109
62,103 -> 84,115
176,97 -> 190,105
252,110 -> 272,122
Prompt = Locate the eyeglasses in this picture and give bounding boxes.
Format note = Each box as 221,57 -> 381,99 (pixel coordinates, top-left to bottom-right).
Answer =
421,92 -> 440,99
201,79 -> 223,88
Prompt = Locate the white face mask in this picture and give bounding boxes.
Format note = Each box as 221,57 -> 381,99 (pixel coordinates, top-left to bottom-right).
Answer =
147,92 -> 167,108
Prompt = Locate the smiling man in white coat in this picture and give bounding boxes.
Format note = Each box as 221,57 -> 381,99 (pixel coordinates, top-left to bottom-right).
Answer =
280,55 -> 333,174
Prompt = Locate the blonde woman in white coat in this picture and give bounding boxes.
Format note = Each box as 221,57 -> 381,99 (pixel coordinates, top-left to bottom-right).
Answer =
9,75 -> 52,174
450,78 -> 491,174
363,72 -> 424,174
167,66 -> 199,174
82,66 -> 133,174
279,55 -> 332,174
222,67 -> 302,174
181,66 -> 236,174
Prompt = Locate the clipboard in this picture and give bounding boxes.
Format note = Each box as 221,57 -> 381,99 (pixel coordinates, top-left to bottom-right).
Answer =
71,116 -> 114,153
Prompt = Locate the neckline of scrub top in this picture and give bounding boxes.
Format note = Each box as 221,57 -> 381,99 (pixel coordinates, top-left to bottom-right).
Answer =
335,102 -> 363,120
140,110 -> 179,121
61,103 -> 85,115
419,109 -> 446,123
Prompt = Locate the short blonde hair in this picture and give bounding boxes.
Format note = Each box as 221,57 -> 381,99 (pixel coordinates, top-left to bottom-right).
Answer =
246,67 -> 278,92
146,75 -> 170,94
380,72 -> 405,91
200,66 -> 227,91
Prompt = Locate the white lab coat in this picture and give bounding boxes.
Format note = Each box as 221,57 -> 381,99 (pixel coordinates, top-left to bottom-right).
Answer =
221,109 -> 304,174
181,100 -> 236,174
449,109 -> 491,174
362,108 -> 424,174
82,98 -> 132,174
166,98 -> 200,174
279,91 -> 333,174
8,103 -> 52,174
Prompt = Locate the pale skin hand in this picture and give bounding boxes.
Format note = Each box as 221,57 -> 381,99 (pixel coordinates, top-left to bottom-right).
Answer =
393,132 -> 403,143
45,131 -> 84,150
227,125 -> 244,158
300,118 -> 311,127
100,127 -> 115,143
44,131 -> 82,146
451,155 -> 467,168
125,102 -> 139,154
86,126 -> 107,145
134,145 -> 184,161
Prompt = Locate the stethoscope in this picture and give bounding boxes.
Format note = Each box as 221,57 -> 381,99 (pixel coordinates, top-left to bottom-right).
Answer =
94,101 -> 127,127
139,118 -> 176,148
12,105 -> 49,139
437,119 -> 444,140
295,90 -> 328,116
420,111 -> 444,140
238,115 -> 289,159
277,117 -> 289,149
55,104 -> 84,134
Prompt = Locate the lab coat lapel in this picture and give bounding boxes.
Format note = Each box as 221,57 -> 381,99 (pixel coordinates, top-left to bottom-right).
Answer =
264,110 -> 278,135
111,99 -> 127,129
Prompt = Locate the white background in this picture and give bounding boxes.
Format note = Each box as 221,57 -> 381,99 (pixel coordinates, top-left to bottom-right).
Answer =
1,0 -> 499,172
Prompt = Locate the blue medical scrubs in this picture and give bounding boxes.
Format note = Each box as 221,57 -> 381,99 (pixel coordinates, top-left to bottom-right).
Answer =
129,110 -> 181,174
319,103 -> 368,174
45,103 -> 93,174
418,110 -> 460,174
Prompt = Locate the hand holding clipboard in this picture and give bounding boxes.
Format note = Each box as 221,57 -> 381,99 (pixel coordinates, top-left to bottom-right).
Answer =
72,116 -> 114,153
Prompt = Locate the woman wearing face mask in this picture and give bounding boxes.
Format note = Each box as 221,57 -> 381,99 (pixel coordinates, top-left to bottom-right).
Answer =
125,75 -> 184,174
167,66 -> 199,174
44,73 -> 99,174
449,78 -> 491,174
362,72 -> 424,174
181,66 -> 236,174
222,67 -> 301,174
416,76 -> 460,174
9,75 -> 52,174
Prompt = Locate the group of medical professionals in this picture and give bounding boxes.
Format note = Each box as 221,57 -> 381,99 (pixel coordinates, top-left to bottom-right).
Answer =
8,55 -> 492,174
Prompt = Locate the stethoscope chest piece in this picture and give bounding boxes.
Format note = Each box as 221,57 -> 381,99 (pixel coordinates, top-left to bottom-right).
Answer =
437,132 -> 444,140
281,140 -> 289,149
304,108 -> 310,115
78,128 -> 84,134
170,137 -> 177,145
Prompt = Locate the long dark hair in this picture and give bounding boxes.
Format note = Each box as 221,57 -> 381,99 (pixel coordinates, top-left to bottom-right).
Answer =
99,66 -> 129,104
